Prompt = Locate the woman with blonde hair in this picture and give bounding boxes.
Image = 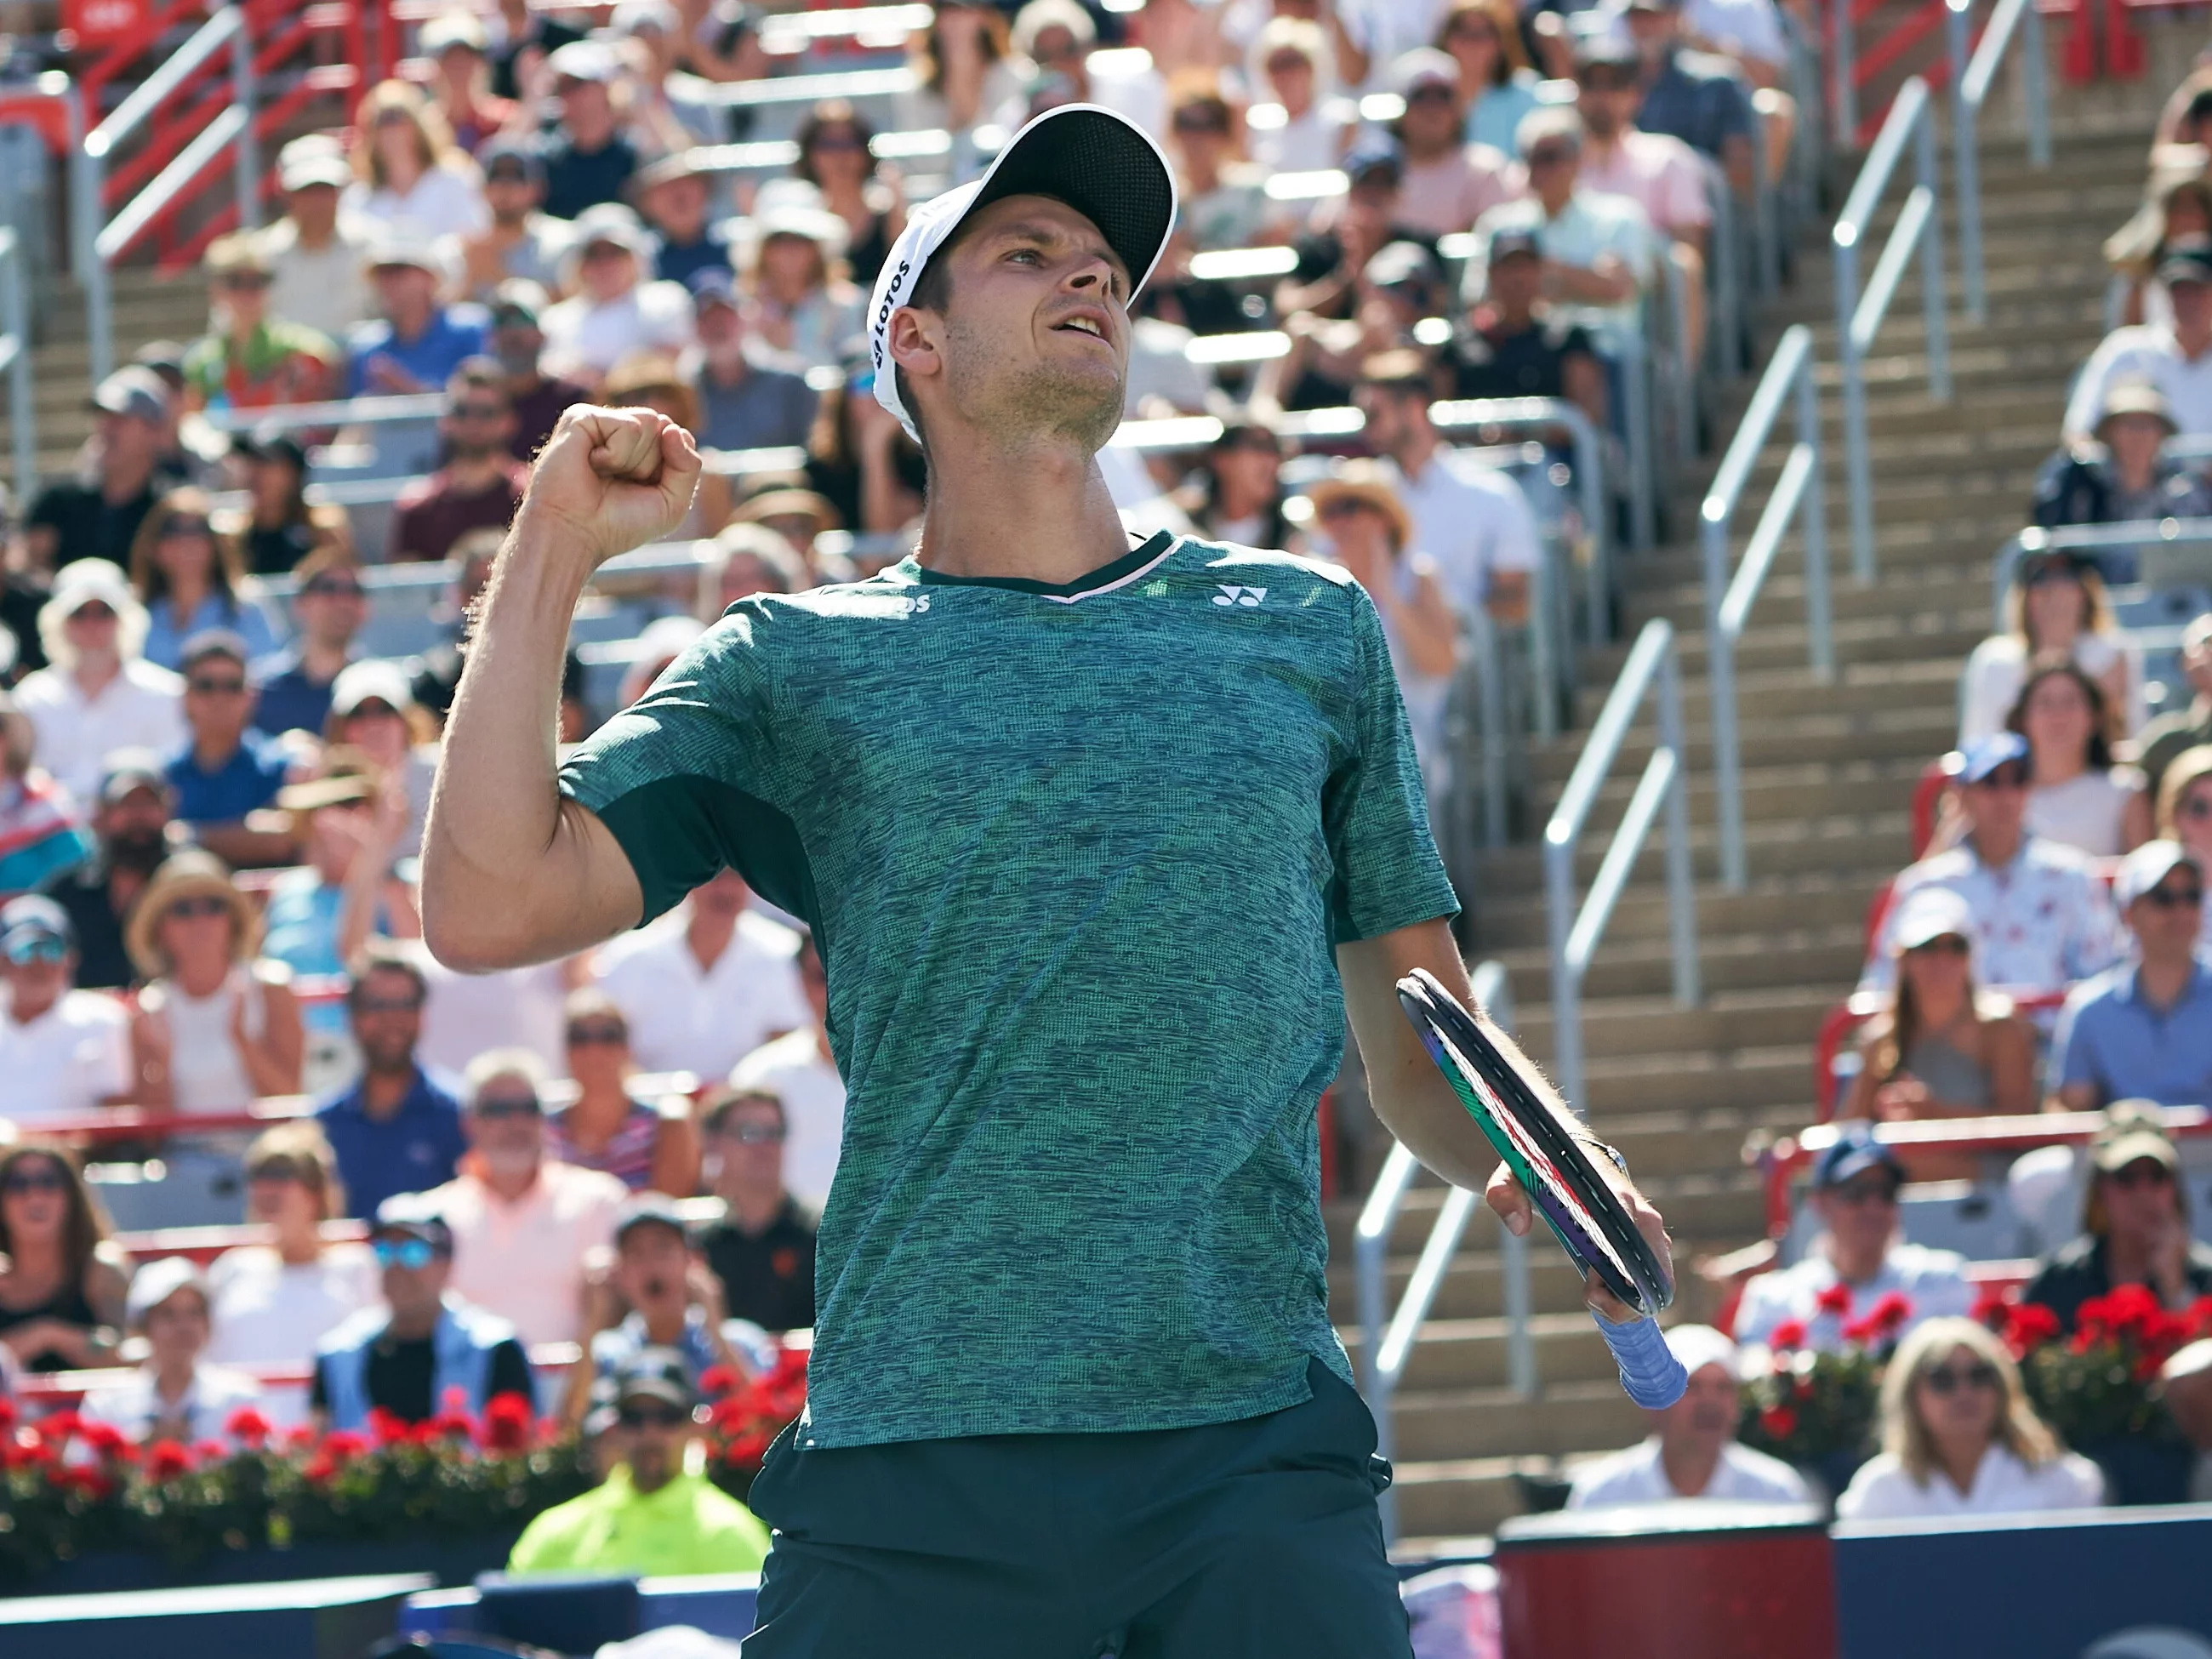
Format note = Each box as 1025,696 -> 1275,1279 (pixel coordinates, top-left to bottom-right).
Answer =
1959,547 -> 2139,744
344,79 -> 488,241
1246,17 -> 1351,176
127,485 -> 282,672
2157,744 -> 2212,949
1837,1318 -> 2103,1518
1434,0 -> 1539,155
204,1120 -> 379,1371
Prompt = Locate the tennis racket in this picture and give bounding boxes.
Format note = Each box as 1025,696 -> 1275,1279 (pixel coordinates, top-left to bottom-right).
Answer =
1395,967 -> 1687,1410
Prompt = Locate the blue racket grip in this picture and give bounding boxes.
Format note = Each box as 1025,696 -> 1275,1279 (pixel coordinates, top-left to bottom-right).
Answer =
1593,1310 -> 1688,1409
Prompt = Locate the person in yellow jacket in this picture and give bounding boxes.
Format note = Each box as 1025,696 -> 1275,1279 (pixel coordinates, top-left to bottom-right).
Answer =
509,1348 -> 769,1578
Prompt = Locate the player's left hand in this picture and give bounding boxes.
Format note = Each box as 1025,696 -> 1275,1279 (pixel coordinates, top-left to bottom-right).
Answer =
1485,1159 -> 1674,1324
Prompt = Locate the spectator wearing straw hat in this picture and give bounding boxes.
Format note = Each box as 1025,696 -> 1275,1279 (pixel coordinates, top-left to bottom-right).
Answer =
2034,379 -> 2212,531
1567,1325 -> 1809,1507
540,204 -> 695,387
182,233 -> 340,414
77,1257 -> 265,1449
262,136 -> 376,348
26,369 -> 170,574
14,559 -> 185,807
540,41 -> 643,221
635,149 -> 734,292
687,268 -> 818,453
454,140 -> 566,304
36,754 -> 174,992
391,362 -> 527,564
345,231 -> 490,399
0,896 -> 129,1126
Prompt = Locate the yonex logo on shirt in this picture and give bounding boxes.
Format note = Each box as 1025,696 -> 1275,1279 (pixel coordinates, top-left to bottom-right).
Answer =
1212,585 -> 1267,608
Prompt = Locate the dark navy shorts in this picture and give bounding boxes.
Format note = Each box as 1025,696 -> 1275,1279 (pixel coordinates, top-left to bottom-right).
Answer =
740,1358 -> 1414,1659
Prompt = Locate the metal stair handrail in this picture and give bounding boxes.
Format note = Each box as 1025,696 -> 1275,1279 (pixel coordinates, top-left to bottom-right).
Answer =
1946,0 -> 2053,325
0,229 -> 33,509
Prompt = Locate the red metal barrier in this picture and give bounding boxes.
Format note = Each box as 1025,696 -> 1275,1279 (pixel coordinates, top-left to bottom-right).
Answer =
1910,758 -> 1950,860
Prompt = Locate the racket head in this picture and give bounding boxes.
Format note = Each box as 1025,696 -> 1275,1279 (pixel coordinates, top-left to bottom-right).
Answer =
1395,968 -> 1674,1318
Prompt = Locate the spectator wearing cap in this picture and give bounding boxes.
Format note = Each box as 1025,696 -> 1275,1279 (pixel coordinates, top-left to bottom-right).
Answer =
2026,1103 -> 2212,1340
330,658 -> 437,858
726,931 -> 843,1211
694,1083 -> 818,1333
1386,48 -> 1516,242
1623,0 -> 1758,194
2049,841 -> 2212,1112
540,204 -> 696,386
1276,138 -> 1422,323
564,1192 -> 747,1423
484,282 -> 589,462
553,989 -> 699,1194
262,137 -> 377,347
2140,619 -> 2212,805
391,361 -> 527,563
14,560 -> 186,807
0,896 -> 128,1126
77,1257 -> 264,1448
1960,546 -> 2137,748
252,547 -> 368,738
737,202 -> 863,373
1841,887 -> 2036,1130
633,149 -> 731,292
426,1050 -> 627,1348
316,944 -> 468,1221
1567,1325 -> 1810,1507
343,79 -> 491,243
26,369 -> 170,573
1000,0 -> 1169,140
2065,240 -> 2212,441
1183,420 -> 1300,553
1734,1125 -> 1975,1353
162,632 -> 294,869
1466,108 -> 1653,339
1450,224 -> 1607,430
1245,17 -> 1353,179
1860,733 -> 2123,1001
1574,33 -> 1713,356
540,41 -> 643,221
227,426 -> 353,579
345,235 -> 491,399
182,233 -> 340,414
454,141 -> 565,304
795,99 -> 909,288
205,1120 -> 381,1375
686,268 -> 818,453
420,10 -> 519,157
0,690 -> 93,898
509,1348 -> 770,1576
2035,379 -> 2212,532
128,485 -> 282,674
36,753 -> 174,990
311,1192 -> 534,1428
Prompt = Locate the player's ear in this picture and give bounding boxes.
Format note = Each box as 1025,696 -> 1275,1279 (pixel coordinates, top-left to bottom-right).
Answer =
885,305 -> 943,387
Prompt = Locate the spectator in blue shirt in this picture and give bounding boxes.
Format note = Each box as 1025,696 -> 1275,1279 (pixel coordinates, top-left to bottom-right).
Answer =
165,632 -> 296,870
539,42 -> 640,221
1625,0 -> 1756,192
2050,841 -> 2212,1110
252,547 -> 368,738
346,235 -> 490,398
636,150 -> 733,292
316,944 -> 467,1219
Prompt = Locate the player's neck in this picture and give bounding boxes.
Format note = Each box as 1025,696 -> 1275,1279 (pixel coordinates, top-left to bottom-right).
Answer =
915,442 -> 1130,585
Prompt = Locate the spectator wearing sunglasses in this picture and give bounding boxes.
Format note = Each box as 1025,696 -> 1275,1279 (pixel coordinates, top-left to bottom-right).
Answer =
1386,49 -> 1515,242
0,1142 -> 129,1375
1733,1125 -> 1975,1354
37,755 -> 174,991
252,548 -> 369,739
2159,746 -> 2212,952
163,632 -> 297,870
694,1083 -> 818,1335
25,368 -> 171,575
429,1050 -> 627,1348
128,487 -> 282,676
509,1348 -> 769,1577
0,897 -> 128,1127
180,234 -> 339,415
549,991 -> 699,1194
2049,843 -> 2212,1113
1836,1318 -> 2102,1519
316,944 -> 468,1221
310,1191 -> 534,1430
227,427 -> 354,580
14,560 -> 185,808
2032,1104 -> 2212,1337
391,362 -> 527,564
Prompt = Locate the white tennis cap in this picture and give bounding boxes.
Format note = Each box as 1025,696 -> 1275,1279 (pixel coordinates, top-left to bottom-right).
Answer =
867,103 -> 1178,442
1663,1324 -> 1741,1381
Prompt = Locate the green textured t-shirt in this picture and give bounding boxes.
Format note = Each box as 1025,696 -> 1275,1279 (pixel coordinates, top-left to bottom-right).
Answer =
558,531 -> 1459,1447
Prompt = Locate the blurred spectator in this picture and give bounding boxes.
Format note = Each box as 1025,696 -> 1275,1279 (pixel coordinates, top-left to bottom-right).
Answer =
1002,0 -> 1167,139
430,1050 -> 626,1348
698,522 -> 808,621
311,1192 -> 533,1428
1276,139 -> 1418,323
1466,110 -> 1650,338
416,926 -> 576,1080
487,0 -> 587,102
487,281 -> 590,462
79,1258 -> 262,1446
1861,734 -> 2123,999
635,151 -> 731,291
328,659 -> 437,857
1575,33 -> 1711,355
1246,18 -> 1351,175
1566,1325 -> 1808,1506
727,932 -> 843,1212
16,561 -> 185,807
2033,380 -> 2212,531
1841,887 -> 2036,1126
26,369 -> 169,573
696,1083 -> 816,1333
1450,225 -> 1607,428
2006,661 -> 2150,857
687,269 -> 818,453
1387,48 -> 1515,242
163,632 -> 295,869
263,137 -> 376,348
126,850 -> 303,1112
37,754 -> 174,990
795,101 -> 908,288
542,204 -> 695,387
1356,350 -> 1541,621
1165,85 -> 1277,257
613,0 -> 726,151
1835,1318 -> 2103,1519
344,80 -> 490,242
2140,619 -> 2212,801
803,373 -> 925,539
568,1194 -> 745,1418
2103,167 -> 2212,332
541,42 -> 642,221
421,11 -> 518,157
509,1348 -> 770,1576
0,1142 -> 129,1373
253,548 -> 367,738
0,897 -> 127,1124
455,141 -> 564,302
409,531 -> 502,721
2064,240 -> 2212,442
592,869 -> 812,1080
2049,843 -> 2212,1111
392,362 -> 527,563
0,692 -> 91,897
551,990 -> 700,1194
1186,419 -> 1299,550
130,344 -> 193,479
1624,0 -> 1756,193
2026,1103 -> 2212,1329
225,428 -> 352,579
895,0 -> 1021,180
1437,0 -> 1541,154
600,355 -> 733,536
131,491 -> 281,674
1960,548 -> 2136,746
347,234 -> 491,399
2159,747 -> 2212,950
738,203 -> 864,373
2164,1339 -> 2212,1503
1733,1125 -> 1975,1352
316,945 -> 467,1218
182,233 -> 339,413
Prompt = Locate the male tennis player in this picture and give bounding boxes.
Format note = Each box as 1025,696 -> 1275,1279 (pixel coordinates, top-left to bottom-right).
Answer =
424,104 -> 1670,1656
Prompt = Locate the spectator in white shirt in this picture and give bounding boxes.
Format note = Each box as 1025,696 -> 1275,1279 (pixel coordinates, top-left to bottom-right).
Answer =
1566,1325 -> 1810,1508
1464,107 -> 1654,339
1733,1126 -> 1975,1353
14,560 -> 186,807
539,204 -> 696,389
727,932 -> 847,1211
1958,547 -> 2138,749
1247,18 -> 1354,178
0,896 -> 128,1129
593,869 -> 812,1080
79,1257 -> 264,1449
342,79 -> 491,244
428,1050 -> 627,1348
262,137 -> 377,347
2063,240 -> 2212,441
1836,1317 -> 2104,1519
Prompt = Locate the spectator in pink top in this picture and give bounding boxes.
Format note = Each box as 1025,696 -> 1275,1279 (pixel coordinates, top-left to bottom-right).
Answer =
1386,49 -> 1517,240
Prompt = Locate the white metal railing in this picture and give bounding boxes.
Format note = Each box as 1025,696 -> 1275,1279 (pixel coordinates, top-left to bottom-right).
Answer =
1833,75 -> 1951,584
1354,957 -> 1526,1546
0,227 -> 31,507
1543,619 -> 1701,1109
1947,0 -> 2052,326
1989,517 -> 2212,625
1699,324 -> 1833,892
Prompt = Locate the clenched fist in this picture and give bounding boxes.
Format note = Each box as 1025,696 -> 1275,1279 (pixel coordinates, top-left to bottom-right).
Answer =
518,406 -> 704,569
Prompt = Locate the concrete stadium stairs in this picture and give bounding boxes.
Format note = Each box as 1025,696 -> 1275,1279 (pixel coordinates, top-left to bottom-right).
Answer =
1327,94 -> 2166,1548
10,268 -> 219,480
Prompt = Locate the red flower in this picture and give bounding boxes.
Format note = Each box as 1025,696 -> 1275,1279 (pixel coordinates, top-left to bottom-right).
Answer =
35,1410 -> 83,1449
2096,1285 -> 2163,1337
367,1407 -> 410,1447
1971,1286 -> 2014,1328
321,1430 -> 370,1463
1839,1315 -> 1876,1347
430,1405 -> 476,1443
225,1406 -> 273,1448
1759,1405 -> 1799,1440
1813,1284 -> 1853,1317
77,1420 -> 131,1462
2003,1303 -> 2061,1357
0,1397 -> 16,1433
479,1393 -> 534,1453
283,1424 -> 320,1452
722,1428 -> 775,1468
1866,1291 -> 1913,1334
698,1365 -> 741,1399
301,1453 -> 337,1485
1767,1320 -> 1809,1352
144,1439 -> 196,1482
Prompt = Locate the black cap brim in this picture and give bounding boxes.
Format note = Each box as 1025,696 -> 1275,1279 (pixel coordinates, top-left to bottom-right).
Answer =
964,105 -> 1177,299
